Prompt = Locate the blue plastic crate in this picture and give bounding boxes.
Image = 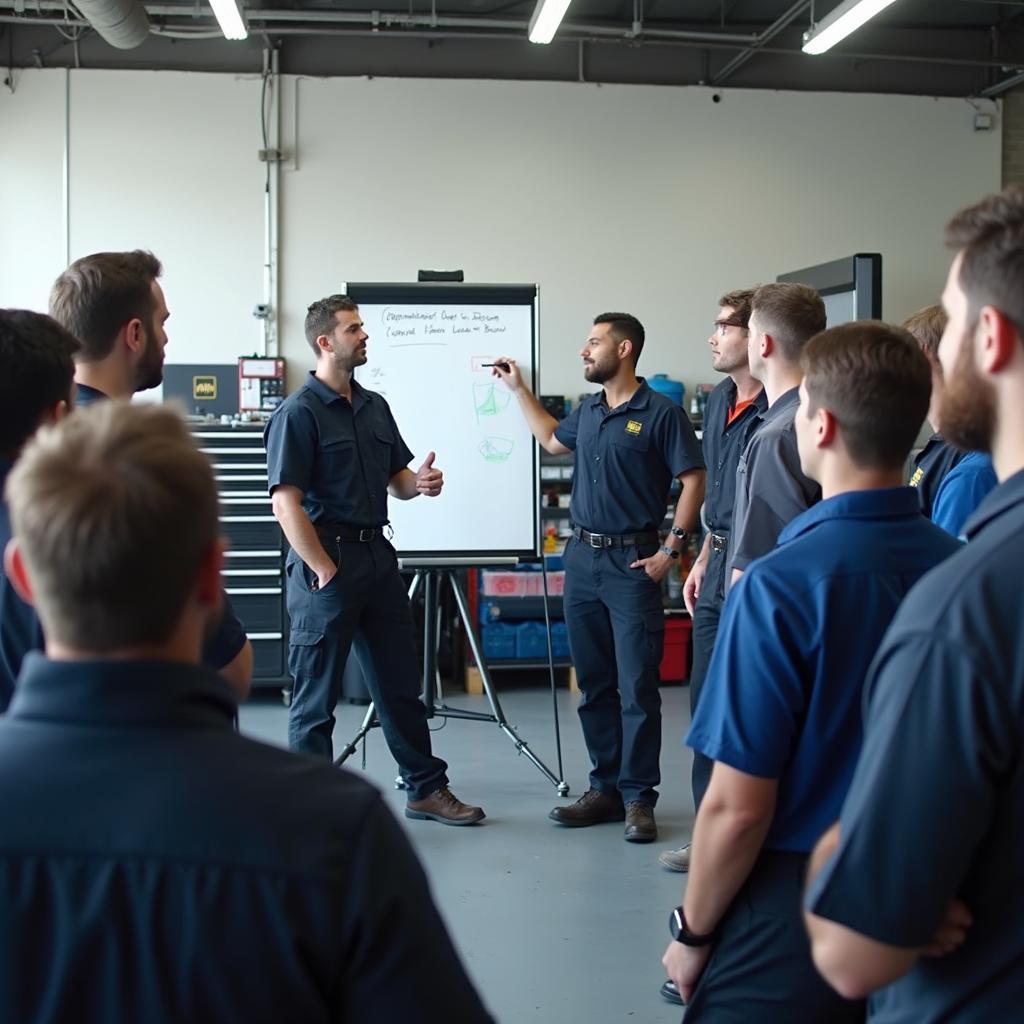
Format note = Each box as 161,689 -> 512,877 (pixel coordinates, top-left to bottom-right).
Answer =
481,622 -> 517,660
551,620 -> 570,658
515,620 -> 549,659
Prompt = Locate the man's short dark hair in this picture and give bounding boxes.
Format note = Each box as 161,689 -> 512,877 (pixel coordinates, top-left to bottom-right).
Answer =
0,310 -> 79,459
801,321 -> 931,471
49,251 -> 162,362
717,288 -> 757,329
305,295 -> 359,355
901,305 -> 948,361
946,185 -> 1024,332
751,283 -> 826,363
594,312 -> 645,365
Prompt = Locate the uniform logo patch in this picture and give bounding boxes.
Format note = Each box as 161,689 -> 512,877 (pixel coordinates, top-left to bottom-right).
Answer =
193,375 -> 217,400
625,419 -> 643,436
909,467 -> 924,487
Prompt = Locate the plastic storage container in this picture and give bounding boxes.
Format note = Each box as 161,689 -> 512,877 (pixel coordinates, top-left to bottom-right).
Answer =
515,620 -> 550,659
659,616 -> 692,682
551,621 -> 571,659
647,373 -> 685,407
481,622 -> 517,660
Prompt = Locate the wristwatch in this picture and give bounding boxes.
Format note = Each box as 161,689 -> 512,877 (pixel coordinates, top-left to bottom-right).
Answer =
669,906 -> 718,947
670,526 -> 689,541
660,545 -> 680,559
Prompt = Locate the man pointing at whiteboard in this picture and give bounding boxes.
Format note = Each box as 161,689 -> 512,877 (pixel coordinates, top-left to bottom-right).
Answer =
265,294 -> 485,826
495,312 -> 705,842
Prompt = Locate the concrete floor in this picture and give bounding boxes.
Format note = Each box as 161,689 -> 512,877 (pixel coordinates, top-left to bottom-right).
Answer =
240,680 -> 694,1024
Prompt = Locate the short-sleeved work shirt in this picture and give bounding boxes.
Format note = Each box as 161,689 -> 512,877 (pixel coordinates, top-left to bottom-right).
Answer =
701,378 -> 766,533
909,433 -> 963,518
265,372 -> 413,528
688,487 -> 960,853
553,379 -> 703,535
805,470 -> 1024,1024
0,654 -> 494,1023
930,449 -> 997,539
729,387 -> 821,575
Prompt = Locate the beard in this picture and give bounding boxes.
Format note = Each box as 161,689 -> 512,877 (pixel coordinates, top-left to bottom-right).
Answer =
583,359 -> 614,385
133,326 -> 165,393
938,328 -> 997,453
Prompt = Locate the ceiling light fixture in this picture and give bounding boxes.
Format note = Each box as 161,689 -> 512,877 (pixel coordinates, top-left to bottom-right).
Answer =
802,0 -> 898,56
528,0 -> 572,44
210,0 -> 248,40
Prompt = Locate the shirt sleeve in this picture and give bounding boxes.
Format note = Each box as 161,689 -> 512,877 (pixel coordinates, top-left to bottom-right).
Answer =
553,405 -> 582,451
264,403 -> 317,496
730,428 -> 818,571
804,633 -> 1014,947
339,797 -> 495,1023
930,455 -> 998,539
381,402 -> 415,478
660,404 -> 705,477
685,566 -> 807,778
200,593 -> 248,671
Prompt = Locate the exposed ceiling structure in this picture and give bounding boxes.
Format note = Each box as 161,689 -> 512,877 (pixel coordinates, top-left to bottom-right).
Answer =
2,0 -> 1024,97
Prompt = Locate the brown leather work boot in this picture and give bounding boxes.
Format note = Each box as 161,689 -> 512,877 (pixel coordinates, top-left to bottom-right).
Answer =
623,801 -> 657,843
548,788 -> 625,827
405,786 -> 486,826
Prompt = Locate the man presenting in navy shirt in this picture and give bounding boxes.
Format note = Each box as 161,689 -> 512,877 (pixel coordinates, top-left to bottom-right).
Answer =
662,322 -> 960,1019
495,313 -> 704,842
804,188 -> 1024,1022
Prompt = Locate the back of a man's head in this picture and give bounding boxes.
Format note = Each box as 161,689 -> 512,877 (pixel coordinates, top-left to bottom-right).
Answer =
0,310 -> 79,460
901,305 -> 948,362
6,402 -> 218,653
801,321 -> 931,471
751,283 -> 826,363
50,250 -> 162,363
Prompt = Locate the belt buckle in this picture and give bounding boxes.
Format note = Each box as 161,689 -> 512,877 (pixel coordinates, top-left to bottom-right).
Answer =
359,528 -> 375,542
588,532 -> 605,549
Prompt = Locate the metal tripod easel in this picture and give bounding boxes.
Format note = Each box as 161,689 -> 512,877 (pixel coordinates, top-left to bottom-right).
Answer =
334,566 -> 568,795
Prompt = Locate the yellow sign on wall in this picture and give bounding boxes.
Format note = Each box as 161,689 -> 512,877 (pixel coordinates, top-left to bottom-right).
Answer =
193,376 -> 217,400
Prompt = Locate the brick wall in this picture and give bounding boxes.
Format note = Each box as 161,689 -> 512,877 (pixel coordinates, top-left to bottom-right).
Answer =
1003,90 -> 1024,187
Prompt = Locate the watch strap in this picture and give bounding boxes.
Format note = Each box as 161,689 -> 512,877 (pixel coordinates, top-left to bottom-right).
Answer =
669,906 -> 718,947
670,526 -> 688,540
660,545 -> 680,560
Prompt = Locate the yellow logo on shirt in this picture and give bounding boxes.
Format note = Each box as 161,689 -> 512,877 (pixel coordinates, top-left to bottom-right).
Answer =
625,419 -> 643,436
909,467 -> 924,487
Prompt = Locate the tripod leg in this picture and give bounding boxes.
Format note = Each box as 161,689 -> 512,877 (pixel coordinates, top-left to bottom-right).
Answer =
447,571 -> 568,793
334,701 -> 378,768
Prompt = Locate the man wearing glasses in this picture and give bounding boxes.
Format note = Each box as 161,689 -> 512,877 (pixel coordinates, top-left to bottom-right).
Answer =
657,290 -> 765,877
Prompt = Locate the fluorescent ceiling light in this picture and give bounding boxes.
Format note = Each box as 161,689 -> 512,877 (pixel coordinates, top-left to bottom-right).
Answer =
528,0 -> 572,44
802,0 -> 898,56
210,0 -> 248,40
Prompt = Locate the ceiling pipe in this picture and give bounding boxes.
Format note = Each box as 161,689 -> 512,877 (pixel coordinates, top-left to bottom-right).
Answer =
710,0 -> 811,85
69,0 -> 149,47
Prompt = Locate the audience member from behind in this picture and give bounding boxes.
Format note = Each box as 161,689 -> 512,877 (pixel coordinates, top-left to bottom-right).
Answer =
664,322 -> 960,1019
904,304 -> 997,537
804,186 -> 1024,1022
50,250 -> 252,694
0,310 -> 78,711
728,282 -> 825,588
0,401 -> 494,1024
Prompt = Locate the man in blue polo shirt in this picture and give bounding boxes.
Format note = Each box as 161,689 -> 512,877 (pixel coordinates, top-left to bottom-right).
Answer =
0,310 -> 79,711
804,188 -> 1024,1022
49,249 -> 252,693
265,294 -> 483,826
495,313 -> 705,842
662,321 -> 960,1019
0,400 -> 493,1023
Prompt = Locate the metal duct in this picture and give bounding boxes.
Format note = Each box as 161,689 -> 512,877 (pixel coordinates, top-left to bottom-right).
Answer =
72,0 -> 150,48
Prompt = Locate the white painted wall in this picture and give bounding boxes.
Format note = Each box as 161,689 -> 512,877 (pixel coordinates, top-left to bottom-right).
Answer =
0,70 -> 1000,400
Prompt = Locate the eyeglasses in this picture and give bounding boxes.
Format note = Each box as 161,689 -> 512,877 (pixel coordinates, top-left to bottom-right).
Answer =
713,319 -> 746,336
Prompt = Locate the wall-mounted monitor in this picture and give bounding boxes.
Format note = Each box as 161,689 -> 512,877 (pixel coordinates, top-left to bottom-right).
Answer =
777,253 -> 882,326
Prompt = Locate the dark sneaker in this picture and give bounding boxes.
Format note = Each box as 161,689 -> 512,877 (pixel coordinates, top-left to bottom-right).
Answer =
624,801 -> 657,843
660,979 -> 684,1005
406,786 -> 485,826
548,788 -> 625,827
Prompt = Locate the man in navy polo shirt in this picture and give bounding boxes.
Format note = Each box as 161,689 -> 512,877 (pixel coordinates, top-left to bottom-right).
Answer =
49,249 -> 253,694
804,188 -> 1024,1022
494,312 -> 705,842
0,310 -> 79,711
662,322 -> 960,1019
265,294 -> 483,826
0,400 -> 493,1023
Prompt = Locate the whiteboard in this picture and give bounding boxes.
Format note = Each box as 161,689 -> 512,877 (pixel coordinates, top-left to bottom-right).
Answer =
348,283 -> 540,562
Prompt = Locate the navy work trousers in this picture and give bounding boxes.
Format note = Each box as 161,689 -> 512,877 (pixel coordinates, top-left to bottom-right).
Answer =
683,851 -> 866,1023
284,536 -> 448,802
689,543 -> 729,810
563,536 -> 665,807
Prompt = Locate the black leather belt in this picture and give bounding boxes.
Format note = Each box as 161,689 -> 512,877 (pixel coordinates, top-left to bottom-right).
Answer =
572,526 -> 659,549
710,531 -> 729,553
317,524 -> 381,543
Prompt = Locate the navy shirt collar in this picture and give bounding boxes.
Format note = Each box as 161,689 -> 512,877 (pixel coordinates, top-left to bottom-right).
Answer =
9,652 -> 237,727
963,466 -> 1024,539
304,371 -> 368,412
763,385 -> 800,424
594,378 -> 651,413
779,487 -> 922,546
74,383 -> 109,407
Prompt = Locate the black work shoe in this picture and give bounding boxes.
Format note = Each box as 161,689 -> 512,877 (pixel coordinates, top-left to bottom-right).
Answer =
623,801 -> 657,843
548,788 -> 625,827
660,979 -> 684,1005
405,786 -> 485,826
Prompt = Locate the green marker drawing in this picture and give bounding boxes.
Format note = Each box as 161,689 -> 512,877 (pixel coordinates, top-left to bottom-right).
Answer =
479,436 -> 514,463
